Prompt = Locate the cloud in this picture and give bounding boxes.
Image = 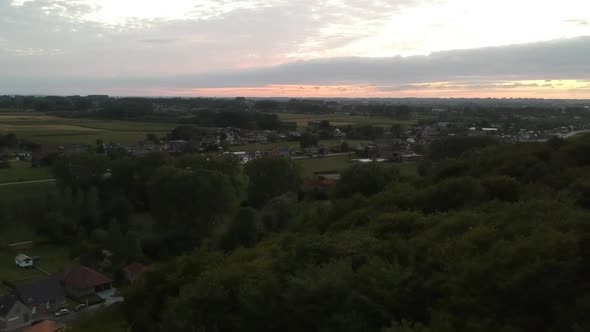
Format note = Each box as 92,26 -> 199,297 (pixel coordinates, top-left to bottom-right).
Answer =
139,36 -> 590,88
1,0 -> 590,97
2,36 -> 590,96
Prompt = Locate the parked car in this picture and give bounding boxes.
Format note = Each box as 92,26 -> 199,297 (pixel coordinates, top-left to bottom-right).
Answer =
74,303 -> 87,312
54,309 -> 70,317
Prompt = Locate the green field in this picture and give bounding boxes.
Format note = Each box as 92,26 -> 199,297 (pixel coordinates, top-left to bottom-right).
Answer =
276,113 -> 417,128
0,113 -> 176,144
296,154 -> 355,176
0,161 -> 52,183
0,181 -> 56,202
0,245 -> 74,282
0,228 -> 75,282
296,154 -> 418,177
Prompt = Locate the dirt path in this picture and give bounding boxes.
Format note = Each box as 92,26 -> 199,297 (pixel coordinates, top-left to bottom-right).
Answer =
0,179 -> 55,186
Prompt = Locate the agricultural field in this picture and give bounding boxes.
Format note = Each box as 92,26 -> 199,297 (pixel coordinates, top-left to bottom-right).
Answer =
0,160 -> 52,184
0,113 -> 176,144
275,112 -> 418,128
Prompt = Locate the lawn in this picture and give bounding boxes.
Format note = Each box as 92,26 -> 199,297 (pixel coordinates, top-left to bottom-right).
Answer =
0,114 -> 176,144
296,154 -> 419,177
0,228 -> 74,283
0,161 -> 52,184
0,245 -> 74,282
296,154 -> 355,176
0,181 -> 56,202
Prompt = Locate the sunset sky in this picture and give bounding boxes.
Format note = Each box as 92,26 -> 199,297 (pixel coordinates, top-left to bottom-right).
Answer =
1,0 -> 590,98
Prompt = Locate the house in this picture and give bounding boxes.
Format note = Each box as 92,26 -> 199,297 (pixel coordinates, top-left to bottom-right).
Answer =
0,295 -> 32,332
122,263 -> 146,283
24,320 -> 65,332
14,277 -> 66,316
58,266 -> 112,299
15,254 -> 33,268
300,175 -> 339,200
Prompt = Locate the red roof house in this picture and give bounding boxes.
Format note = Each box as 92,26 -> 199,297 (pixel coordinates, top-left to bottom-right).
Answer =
122,263 -> 146,283
300,175 -> 338,200
58,266 -> 112,299
24,320 -> 66,332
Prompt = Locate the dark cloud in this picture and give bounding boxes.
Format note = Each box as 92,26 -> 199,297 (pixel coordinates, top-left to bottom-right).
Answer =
2,36 -> 590,94
152,36 -> 590,88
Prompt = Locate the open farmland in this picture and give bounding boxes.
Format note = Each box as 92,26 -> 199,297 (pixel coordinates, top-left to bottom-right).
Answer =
0,113 -> 176,144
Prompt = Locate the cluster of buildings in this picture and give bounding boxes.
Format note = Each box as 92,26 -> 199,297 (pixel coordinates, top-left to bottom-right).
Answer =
0,262 -> 146,332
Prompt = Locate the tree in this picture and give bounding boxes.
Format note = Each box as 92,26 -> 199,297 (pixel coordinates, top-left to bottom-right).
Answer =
245,157 -> 303,207
146,133 -> 159,143
220,207 -> 259,251
52,153 -> 109,194
148,166 -> 240,243
300,132 -> 319,149
391,124 -> 405,138
334,163 -> 399,198
262,193 -> 298,232
429,136 -> 499,161
482,176 -> 520,202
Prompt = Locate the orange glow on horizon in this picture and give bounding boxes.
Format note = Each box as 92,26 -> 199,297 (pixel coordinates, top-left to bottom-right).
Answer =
110,81 -> 590,99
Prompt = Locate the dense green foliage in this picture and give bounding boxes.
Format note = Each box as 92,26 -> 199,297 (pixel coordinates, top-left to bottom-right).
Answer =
114,136 -> 590,332
5,125 -> 590,331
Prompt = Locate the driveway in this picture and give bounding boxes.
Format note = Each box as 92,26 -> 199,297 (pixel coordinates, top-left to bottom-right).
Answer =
97,288 -> 124,306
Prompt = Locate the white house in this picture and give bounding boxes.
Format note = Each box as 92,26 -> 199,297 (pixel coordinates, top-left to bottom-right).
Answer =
14,254 -> 33,268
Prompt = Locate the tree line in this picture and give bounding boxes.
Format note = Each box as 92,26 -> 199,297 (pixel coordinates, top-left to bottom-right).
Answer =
65,134 -> 590,332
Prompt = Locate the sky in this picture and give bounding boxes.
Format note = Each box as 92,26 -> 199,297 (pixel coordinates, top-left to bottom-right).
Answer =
1,0 -> 590,98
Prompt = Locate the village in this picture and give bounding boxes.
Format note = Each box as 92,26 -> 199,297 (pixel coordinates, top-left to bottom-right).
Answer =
5,116 -> 589,172
1,242 -> 145,332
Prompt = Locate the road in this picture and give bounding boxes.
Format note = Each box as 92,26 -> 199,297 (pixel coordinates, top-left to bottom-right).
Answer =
563,129 -> 590,138
0,179 -> 55,186
291,152 -> 354,160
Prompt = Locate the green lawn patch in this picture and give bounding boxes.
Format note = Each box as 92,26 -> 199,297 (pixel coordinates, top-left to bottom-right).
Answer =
0,244 -> 75,282
296,154 -> 355,176
0,181 -> 57,202
0,161 -> 52,184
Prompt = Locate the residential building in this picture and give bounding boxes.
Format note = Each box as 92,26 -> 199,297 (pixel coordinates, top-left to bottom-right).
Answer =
14,278 -> 65,317
58,266 -> 112,299
14,254 -> 33,268
122,263 -> 146,283
0,296 -> 32,332
23,320 -> 65,332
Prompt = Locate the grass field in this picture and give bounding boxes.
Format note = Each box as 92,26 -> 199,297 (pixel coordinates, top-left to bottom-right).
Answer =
296,154 -> 419,177
276,112 -> 417,128
0,181 -> 56,202
0,245 -> 73,282
296,154 -> 355,176
0,161 -> 52,183
0,113 -> 176,144
0,228 -> 74,282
